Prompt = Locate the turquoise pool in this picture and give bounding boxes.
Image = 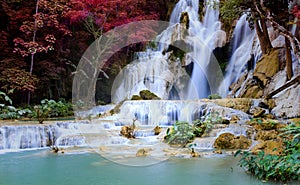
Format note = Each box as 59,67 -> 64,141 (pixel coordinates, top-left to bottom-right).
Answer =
0,150 -> 295,185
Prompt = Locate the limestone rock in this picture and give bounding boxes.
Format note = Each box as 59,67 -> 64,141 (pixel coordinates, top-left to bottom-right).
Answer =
241,85 -> 263,98
153,126 -> 162,135
249,107 -> 266,118
271,84 -> 300,118
254,130 -> 278,141
213,98 -> 252,113
253,49 -> 280,86
139,90 -> 161,100
251,139 -> 284,155
230,115 -> 240,123
136,148 -> 151,157
131,95 -> 143,100
120,125 -> 135,139
214,133 -> 252,149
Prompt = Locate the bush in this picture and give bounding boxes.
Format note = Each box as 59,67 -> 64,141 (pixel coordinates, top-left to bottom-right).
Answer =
235,125 -> 300,183
32,99 -> 73,122
164,121 -> 195,147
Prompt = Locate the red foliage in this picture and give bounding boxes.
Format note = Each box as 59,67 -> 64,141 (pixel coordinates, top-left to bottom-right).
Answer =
66,0 -> 161,32
0,68 -> 39,93
292,5 -> 300,19
13,0 -> 72,57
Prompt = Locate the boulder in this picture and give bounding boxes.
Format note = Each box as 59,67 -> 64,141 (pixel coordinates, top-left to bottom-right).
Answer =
249,107 -> 266,118
139,90 -> 161,100
136,148 -> 151,157
153,126 -> 162,135
254,130 -> 278,141
131,95 -> 143,100
253,49 -> 280,86
213,98 -> 252,113
241,85 -> 264,98
214,133 -> 252,149
251,139 -> 284,155
120,125 -> 135,139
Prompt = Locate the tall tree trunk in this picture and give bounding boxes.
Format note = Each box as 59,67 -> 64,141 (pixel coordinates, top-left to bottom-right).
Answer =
28,0 -> 39,105
285,37 -> 293,80
254,17 -> 273,54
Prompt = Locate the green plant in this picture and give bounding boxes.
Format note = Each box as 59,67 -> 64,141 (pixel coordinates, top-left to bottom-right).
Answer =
192,119 -> 213,137
208,94 -> 222,99
0,91 -> 12,105
32,99 -> 73,123
235,138 -> 300,182
40,99 -> 73,117
164,121 -> 195,147
280,123 -> 300,140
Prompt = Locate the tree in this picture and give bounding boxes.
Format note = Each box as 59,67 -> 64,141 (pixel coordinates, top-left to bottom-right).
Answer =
12,0 -> 72,104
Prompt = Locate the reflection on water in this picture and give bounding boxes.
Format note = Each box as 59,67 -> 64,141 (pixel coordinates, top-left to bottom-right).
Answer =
0,150 -> 296,185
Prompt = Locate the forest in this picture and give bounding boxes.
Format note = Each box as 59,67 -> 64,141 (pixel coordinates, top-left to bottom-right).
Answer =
0,0 -> 299,105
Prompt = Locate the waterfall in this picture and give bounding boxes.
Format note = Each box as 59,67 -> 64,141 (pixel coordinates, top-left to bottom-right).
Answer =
0,122 -> 89,150
112,0 -> 226,102
218,14 -> 257,96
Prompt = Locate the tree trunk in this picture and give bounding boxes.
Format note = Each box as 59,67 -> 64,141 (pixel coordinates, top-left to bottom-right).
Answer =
254,17 -> 273,54
285,37 -> 293,80
28,0 -> 39,105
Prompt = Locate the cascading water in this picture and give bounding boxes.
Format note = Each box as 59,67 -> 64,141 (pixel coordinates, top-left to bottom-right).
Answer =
218,14 -> 260,96
112,0 -> 226,102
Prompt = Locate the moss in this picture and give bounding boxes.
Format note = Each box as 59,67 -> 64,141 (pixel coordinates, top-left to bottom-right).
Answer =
131,95 -> 143,100
139,90 -> 160,100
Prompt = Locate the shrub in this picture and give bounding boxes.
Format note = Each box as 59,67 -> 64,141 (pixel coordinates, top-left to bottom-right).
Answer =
164,121 -> 195,147
235,137 -> 300,182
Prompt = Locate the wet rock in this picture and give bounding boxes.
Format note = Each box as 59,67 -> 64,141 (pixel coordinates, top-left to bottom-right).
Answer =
153,126 -> 162,135
251,139 -> 284,155
136,148 -> 150,157
263,113 -> 275,119
190,149 -> 200,157
246,127 -> 255,138
214,133 -> 252,149
249,107 -> 266,118
139,90 -> 161,100
213,149 -> 223,154
120,126 -> 135,139
241,85 -> 264,98
254,130 -> 278,141
221,119 -> 230,125
230,115 -> 240,123
131,95 -> 143,100
254,49 -> 280,86
249,119 -> 278,130
213,98 -> 252,113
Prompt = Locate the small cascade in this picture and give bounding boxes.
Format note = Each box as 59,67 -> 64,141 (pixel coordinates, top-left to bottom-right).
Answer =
0,125 -> 58,150
116,100 -> 250,126
219,14 -> 257,96
0,121 -> 91,150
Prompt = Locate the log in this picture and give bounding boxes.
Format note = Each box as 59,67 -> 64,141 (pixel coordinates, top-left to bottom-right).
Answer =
266,75 -> 300,99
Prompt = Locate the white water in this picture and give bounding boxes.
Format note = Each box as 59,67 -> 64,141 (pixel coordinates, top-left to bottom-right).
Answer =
218,14 -> 256,96
112,0 -> 226,102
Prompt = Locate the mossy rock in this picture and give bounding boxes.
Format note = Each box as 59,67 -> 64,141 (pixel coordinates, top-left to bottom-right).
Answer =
131,95 -> 143,100
214,133 -> 252,149
139,90 -> 161,100
251,139 -> 284,155
248,119 -> 278,130
208,94 -> 222,99
213,98 -> 252,113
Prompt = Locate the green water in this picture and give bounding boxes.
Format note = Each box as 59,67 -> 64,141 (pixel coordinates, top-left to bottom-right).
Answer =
0,150 -> 295,185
